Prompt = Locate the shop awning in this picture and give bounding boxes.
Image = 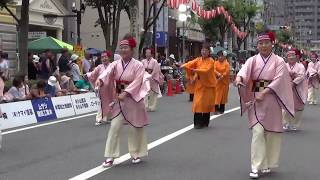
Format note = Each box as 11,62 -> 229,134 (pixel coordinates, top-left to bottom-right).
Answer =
28,36 -> 73,53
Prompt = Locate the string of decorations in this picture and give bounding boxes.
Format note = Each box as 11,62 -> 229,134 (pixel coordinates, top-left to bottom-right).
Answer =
166,0 -> 247,39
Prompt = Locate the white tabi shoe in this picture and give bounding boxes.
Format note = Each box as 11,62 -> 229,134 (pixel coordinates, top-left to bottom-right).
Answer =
249,169 -> 259,179
283,124 -> 289,131
95,122 -> 102,126
132,157 -> 142,164
102,158 -> 114,168
261,168 -> 271,174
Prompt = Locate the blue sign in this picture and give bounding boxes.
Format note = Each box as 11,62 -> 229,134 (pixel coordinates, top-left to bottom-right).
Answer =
31,97 -> 57,122
156,32 -> 168,47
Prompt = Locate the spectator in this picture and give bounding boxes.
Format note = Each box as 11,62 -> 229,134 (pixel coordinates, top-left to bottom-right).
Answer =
2,86 -> 13,102
28,53 -> 39,80
44,76 -> 57,97
8,78 -> 25,101
18,74 -> 30,99
82,52 -> 92,74
0,52 -> 9,79
58,49 -> 70,74
69,54 -> 82,84
30,80 -> 47,99
94,53 -> 102,67
39,50 -> 55,80
60,74 -> 77,94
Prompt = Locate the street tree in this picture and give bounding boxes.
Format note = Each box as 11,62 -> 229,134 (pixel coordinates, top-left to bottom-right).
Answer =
232,0 -> 259,50
138,0 -> 167,57
0,0 -> 29,75
85,0 -> 130,53
197,0 -> 234,46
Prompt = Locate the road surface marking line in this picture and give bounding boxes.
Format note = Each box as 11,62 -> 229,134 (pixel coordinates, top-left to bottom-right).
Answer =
69,107 -> 240,180
3,113 -> 97,135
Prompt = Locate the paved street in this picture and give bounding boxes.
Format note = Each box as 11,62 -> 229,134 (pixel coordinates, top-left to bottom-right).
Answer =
1,87 -> 320,180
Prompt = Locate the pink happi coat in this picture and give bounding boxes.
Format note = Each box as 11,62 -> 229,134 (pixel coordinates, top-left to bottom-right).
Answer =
141,58 -> 161,94
286,62 -> 308,111
98,58 -> 150,127
237,53 -> 295,132
306,61 -> 320,89
87,63 -> 114,118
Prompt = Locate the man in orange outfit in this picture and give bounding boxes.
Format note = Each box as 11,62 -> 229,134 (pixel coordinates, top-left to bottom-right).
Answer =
181,42 -> 217,129
214,50 -> 230,114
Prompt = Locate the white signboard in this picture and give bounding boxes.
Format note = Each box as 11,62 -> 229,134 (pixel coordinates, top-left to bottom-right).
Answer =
0,101 -> 37,130
70,93 -> 100,115
51,96 -> 76,119
28,32 -> 47,39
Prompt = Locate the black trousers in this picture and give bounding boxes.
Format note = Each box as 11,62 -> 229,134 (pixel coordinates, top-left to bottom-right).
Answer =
215,104 -> 225,114
194,113 -> 210,129
189,94 -> 194,102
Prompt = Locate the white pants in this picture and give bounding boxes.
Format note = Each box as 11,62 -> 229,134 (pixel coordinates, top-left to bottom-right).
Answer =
144,91 -> 158,111
104,114 -> 148,158
307,87 -> 318,104
282,110 -> 303,129
251,123 -> 282,171
96,108 -> 107,123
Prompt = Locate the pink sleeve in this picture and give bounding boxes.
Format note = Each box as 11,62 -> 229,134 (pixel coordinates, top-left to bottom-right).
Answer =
98,62 -> 116,86
86,66 -> 101,84
151,60 -> 161,82
293,65 -> 306,85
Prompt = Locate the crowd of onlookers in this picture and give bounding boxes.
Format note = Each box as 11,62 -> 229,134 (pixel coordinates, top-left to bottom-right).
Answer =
0,49 -> 101,103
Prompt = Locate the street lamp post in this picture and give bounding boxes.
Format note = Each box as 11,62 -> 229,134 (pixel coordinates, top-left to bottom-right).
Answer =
179,4 -> 187,62
43,1 -> 85,45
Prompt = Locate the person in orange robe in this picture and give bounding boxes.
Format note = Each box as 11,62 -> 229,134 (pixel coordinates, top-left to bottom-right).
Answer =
214,50 -> 230,114
181,42 -> 217,129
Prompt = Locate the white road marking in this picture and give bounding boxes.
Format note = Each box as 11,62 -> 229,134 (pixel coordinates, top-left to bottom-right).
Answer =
69,107 -> 240,180
3,113 -> 97,135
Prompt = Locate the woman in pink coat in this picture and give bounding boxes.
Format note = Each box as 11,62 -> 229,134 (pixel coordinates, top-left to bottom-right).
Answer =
306,53 -> 320,104
235,30 -> 294,179
96,36 -> 150,167
86,51 -> 113,126
283,50 -> 308,131
141,48 -> 161,111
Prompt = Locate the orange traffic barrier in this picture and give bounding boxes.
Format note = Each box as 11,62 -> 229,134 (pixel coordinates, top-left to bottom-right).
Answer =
175,79 -> 181,94
167,79 -> 174,96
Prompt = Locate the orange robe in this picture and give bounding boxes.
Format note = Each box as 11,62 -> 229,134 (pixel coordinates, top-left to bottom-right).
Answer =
185,70 -> 197,94
182,57 -> 217,113
214,59 -> 230,105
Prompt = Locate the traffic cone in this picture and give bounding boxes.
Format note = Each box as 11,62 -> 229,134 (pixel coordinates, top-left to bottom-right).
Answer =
167,79 -> 173,96
175,79 -> 181,94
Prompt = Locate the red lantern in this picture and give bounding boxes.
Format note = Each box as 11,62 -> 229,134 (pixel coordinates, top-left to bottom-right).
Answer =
197,6 -> 202,16
216,7 -> 221,15
211,9 -> 216,18
191,0 -> 197,11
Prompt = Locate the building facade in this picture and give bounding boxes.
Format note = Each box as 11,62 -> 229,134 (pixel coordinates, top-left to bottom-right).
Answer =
0,4 -> 17,72
263,0 -> 320,50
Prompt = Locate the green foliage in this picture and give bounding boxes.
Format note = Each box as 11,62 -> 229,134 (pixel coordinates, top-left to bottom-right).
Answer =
197,0 -> 259,48
276,30 -> 294,44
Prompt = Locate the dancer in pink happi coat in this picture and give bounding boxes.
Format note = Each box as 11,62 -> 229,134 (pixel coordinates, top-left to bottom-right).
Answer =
283,49 -> 308,131
235,30 -> 294,179
142,48 -> 162,111
86,51 -> 113,126
95,36 -> 150,167
306,53 -> 320,104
